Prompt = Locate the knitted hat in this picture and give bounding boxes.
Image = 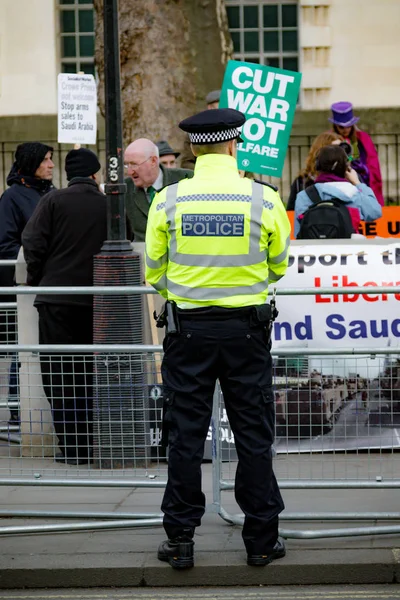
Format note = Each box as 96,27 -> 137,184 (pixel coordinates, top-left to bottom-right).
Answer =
15,142 -> 53,177
65,148 -> 101,181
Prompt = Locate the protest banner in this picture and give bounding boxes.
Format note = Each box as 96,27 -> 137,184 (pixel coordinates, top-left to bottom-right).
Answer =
150,240 -> 400,455
273,240 -> 400,350
219,60 -> 302,177
57,73 -> 97,145
287,207 -> 400,239
271,239 -> 400,452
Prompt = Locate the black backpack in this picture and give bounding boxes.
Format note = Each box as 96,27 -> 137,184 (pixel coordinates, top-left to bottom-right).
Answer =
297,185 -> 354,239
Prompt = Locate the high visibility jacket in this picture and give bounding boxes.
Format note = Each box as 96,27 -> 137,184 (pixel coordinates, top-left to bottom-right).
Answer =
145,154 -> 291,308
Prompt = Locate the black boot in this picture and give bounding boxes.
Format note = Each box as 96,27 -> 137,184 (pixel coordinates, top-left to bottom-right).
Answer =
247,537 -> 286,566
157,536 -> 194,569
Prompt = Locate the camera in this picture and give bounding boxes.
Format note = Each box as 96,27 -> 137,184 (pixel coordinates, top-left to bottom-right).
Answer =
339,141 -> 352,157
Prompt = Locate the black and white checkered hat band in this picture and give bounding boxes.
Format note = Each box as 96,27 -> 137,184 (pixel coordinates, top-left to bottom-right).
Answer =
189,128 -> 240,144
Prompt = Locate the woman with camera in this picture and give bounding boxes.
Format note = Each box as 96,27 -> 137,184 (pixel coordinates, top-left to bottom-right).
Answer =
286,131 -> 341,210
293,145 -> 382,239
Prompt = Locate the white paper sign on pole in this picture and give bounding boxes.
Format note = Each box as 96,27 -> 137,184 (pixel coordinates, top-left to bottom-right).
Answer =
57,73 -> 97,145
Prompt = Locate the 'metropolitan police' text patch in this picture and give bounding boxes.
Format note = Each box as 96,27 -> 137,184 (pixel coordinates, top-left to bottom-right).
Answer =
182,214 -> 244,237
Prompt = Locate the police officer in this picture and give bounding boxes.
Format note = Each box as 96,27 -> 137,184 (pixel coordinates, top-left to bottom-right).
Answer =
145,108 -> 291,569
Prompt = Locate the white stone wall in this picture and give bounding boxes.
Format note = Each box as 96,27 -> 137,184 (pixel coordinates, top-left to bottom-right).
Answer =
0,0 -> 58,116
0,0 -> 400,115
328,0 -> 400,108
300,0 -> 400,109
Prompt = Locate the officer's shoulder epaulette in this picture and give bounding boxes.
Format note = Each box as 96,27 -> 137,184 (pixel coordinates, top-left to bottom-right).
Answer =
254,179 -> 279,192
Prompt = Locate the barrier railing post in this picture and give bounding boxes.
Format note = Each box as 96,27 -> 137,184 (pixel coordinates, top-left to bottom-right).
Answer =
211,382 -> 221,515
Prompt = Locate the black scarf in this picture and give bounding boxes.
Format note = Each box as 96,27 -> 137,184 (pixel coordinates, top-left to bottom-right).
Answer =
19,173 -> 54,195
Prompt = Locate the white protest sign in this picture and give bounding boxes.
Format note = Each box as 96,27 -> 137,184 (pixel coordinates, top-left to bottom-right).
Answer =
57,73 -> 97,145
272,240 -> 400,349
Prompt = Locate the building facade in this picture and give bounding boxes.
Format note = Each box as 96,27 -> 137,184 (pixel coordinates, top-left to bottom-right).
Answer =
1,0 -> 400,119
0,0 -> 400,201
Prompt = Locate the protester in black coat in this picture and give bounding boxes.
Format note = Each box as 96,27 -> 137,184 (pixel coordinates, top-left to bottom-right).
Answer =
22,148 -> 106,465
22,179 -> 106,303
0,142 -> 54,424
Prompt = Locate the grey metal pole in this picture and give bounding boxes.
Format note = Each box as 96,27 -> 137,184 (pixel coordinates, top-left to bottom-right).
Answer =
0,518 -> 163,536
211,382 -> 222,515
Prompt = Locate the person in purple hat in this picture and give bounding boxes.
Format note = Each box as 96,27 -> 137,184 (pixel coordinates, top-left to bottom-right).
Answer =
329,101 -> 383,206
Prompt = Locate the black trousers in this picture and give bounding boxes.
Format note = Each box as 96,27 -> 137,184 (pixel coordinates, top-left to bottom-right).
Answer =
37,304 -> 93,460
161,308 -> 284,555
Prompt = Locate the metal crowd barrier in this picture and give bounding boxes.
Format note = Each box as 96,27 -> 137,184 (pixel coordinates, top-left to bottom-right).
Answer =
212,351 -> 400,539
0,284 -> 398,538
0,289 -> 18,443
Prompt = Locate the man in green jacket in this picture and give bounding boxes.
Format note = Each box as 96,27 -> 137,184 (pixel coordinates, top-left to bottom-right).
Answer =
124,138 -> 193,242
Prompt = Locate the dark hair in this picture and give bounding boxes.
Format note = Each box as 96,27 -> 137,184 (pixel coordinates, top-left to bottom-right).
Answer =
315,145 -> 348,177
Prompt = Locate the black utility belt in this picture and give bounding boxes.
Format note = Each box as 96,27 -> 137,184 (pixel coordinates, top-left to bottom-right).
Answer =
154,300 -> 278,334
178,306 -> 253,320
179,304 -> 277,324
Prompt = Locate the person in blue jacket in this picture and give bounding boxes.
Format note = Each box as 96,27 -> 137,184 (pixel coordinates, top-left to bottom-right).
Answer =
0,142 -> 54,425
294,144 -> 382,238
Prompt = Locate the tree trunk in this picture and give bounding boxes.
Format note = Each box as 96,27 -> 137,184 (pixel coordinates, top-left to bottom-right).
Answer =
94,0 -> 233,152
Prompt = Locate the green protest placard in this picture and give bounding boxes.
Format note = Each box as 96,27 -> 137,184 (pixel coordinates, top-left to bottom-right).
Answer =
219,60 -> 302,177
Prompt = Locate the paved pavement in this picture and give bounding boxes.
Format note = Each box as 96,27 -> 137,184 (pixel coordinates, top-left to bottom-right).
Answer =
0,453 -> 398,589
0,585 -> 399,599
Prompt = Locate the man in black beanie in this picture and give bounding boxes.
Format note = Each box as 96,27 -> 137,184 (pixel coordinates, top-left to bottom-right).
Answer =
0,142 -> 54,426
22,148 -> 106,465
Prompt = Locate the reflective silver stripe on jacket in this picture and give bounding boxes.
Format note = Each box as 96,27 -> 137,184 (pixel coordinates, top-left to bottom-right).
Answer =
167,277 -> 269,300
153,274 -> 167,291
165,181 -> 267,268
268,269 -> 283,282
269,235 -> 290,264
146,252 -> 168,270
